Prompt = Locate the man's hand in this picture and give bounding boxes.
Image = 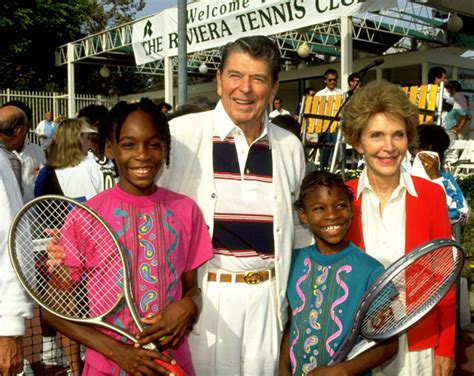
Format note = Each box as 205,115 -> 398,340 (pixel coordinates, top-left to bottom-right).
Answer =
0,336 -> 23,375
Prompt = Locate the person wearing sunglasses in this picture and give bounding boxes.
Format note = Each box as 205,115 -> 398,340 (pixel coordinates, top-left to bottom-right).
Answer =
316,68 -> 343,96
315,69 -> 343,169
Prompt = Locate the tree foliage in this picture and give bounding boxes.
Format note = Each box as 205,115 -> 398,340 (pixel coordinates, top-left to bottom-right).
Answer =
0,0 -> 145,93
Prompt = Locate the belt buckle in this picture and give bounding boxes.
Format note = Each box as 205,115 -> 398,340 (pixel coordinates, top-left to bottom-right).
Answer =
243,271 -> 263,285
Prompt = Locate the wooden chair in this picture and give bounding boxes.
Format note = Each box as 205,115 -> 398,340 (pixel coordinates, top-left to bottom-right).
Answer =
300,93 -> 344,165
402,83 -> 444,125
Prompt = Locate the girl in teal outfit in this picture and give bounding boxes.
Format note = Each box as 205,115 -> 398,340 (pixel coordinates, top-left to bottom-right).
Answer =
279,171 -> 397,376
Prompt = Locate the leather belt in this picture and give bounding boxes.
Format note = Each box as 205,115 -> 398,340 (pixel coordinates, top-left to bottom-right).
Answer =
207,268 -> 275,285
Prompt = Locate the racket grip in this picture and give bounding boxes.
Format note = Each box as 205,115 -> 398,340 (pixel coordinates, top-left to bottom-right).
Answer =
154,358 -> 186,376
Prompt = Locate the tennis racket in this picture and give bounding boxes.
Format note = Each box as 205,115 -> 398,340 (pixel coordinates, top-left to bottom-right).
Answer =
328,238 -> 464,364
8,195 -> 186,375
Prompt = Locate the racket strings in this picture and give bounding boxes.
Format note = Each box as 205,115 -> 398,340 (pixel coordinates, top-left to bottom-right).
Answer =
13,200 -> 124,321
361,245 -> 462,337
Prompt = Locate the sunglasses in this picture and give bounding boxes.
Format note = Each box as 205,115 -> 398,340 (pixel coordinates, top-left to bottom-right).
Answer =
327,78 -> 337,82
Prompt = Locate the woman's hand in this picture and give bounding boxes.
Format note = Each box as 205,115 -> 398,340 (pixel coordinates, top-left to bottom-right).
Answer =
136,298 -> 198,349
434,355 -> 455,376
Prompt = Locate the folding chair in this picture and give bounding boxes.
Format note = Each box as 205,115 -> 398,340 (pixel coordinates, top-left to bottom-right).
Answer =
402,83 -> 444,125
300,94 -> 343,169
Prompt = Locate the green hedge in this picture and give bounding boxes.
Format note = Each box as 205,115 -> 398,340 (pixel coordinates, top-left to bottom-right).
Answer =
456,174 -> 473,257
457,174 -> 474,206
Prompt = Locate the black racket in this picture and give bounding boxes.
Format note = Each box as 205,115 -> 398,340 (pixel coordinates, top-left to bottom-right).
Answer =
8,195 -> 186,375
329,238 -> 464,364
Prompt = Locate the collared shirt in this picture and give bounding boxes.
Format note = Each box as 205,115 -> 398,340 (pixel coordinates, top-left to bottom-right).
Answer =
210,103 -> 274,271
315,87 -> 343,96
268,108 -> 291,120
35,120 -> 56,149
356,166 -> 418,268
0,148 -> 33,335
0,142 -> 22,194
444,92 -> 468,130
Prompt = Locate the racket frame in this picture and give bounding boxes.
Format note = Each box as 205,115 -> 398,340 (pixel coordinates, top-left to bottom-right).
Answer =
8,195 -> 150,345
329,237 -> 464,364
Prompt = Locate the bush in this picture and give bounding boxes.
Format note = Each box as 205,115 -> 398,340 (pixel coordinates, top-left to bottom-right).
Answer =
456,174 -> 473,259
457,174 -> 474,205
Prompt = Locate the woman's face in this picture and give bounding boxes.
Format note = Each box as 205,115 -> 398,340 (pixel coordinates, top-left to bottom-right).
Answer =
354,112 -> 408,183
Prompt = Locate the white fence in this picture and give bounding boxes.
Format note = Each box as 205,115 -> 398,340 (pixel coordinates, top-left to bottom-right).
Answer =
0,89 -> 118,143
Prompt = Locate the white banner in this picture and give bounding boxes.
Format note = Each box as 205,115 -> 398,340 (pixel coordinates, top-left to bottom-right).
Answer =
132,0 -> 396,65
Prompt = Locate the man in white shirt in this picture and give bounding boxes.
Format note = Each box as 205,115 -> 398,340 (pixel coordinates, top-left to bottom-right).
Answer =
316,69 -> 343,169
444,80 -> 469,140
157,35 -> 312,375
35,111 -> 56,152
268,97 -> 290,120
3,102 -> 46,202
0,106 -> 30,191
316,68 -> 343,96
0,147 -> 34,374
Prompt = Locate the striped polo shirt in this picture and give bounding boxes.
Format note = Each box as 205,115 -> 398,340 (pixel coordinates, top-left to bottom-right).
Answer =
209,120 -> 275,272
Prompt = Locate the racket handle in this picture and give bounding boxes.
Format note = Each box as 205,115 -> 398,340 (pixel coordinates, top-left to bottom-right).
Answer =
154,358 -> 186,376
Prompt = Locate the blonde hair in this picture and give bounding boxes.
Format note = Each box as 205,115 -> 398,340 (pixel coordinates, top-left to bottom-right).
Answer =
47,118 -> 88,168
341,80 -> 418,147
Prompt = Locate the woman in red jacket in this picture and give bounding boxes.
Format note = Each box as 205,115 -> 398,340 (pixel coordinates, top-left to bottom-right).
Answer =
341,80 -> 455,376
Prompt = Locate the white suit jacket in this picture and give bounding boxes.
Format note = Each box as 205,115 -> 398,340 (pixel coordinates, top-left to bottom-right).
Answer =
156,101 -> 312,329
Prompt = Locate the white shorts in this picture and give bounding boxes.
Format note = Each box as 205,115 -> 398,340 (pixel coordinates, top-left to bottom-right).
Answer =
188,273 -> 281,376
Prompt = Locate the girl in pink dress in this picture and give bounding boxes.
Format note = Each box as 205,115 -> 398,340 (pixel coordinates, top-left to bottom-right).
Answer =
44,98 -> 214,375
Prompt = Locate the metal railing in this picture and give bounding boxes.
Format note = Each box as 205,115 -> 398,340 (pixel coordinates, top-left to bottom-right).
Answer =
0,89 -> 118,144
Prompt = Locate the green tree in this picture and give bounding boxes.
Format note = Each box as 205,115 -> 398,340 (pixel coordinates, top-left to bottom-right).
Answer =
0,0 -> 145,93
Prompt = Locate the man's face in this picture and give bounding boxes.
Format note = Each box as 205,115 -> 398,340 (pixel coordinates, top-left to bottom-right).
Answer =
349,78 -> 361,91
273,99 -> 282,110
217,51 -> 279,130
325,73 -> 338,90
435,73 -> 447,85
45,112 -> 53,121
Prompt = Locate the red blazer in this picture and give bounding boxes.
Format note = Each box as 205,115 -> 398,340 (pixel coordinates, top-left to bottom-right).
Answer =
346,176 -> 455,358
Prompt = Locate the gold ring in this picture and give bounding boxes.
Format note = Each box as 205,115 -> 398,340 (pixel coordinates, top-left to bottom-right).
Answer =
159,336 -> 167,341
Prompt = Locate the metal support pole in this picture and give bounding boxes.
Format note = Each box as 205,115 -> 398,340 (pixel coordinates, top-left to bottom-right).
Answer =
164,57 -> 174,106
331,16 -> 352,174
340,16 -> 352,93
177,0 -> 187,107
67,43 -> 75,118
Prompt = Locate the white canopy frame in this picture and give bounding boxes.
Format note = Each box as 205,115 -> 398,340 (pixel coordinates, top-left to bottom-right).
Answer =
56,0 -> 473,116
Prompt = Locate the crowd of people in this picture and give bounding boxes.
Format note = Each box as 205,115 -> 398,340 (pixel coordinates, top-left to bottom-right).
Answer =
0,35 -> 469,376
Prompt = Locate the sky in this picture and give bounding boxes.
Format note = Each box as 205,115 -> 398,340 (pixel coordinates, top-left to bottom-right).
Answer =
135,0 -> 177,19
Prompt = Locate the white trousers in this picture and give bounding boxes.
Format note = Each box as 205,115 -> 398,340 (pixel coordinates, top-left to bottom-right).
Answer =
373,334 -> 434,376
188,276 -> 281,376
